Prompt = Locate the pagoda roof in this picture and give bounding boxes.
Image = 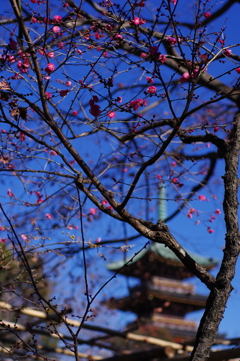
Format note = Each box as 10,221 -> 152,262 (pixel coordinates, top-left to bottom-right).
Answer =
107,242 -> 218,279
106,285 -> 207,316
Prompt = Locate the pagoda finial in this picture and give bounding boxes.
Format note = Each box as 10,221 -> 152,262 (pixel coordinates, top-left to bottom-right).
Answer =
158,186 -> 167,222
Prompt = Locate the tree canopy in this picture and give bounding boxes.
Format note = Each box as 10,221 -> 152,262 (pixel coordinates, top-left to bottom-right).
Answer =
0,0 -> 240,360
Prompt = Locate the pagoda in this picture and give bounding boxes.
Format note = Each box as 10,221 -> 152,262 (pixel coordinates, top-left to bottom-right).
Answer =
106,188 -> 218,343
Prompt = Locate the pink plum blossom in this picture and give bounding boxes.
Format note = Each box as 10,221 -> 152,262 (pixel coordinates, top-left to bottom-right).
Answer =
39,49 -> 46,56
53,15 -> 62,23
192,68 -> 199,78
223,49 -> 232,56
147,86 -> 157,94
52,26 -> 61,34
90,208 -> 96,215
132,17 -> 146,25
45,92 -> 52,99
5,55 -> 15,63
115,34 -> 123,40
45,63 -> 55,73
180,72 -> 191,83
198,194 -> 206,201
165,37 -> 177,45
159,54 -> 166,64
204,12 -> 211,18
46,213 -> 52,219
7,189 -> 14,197
108,111 -> 116,118
48,52 -> 55,58
146,77 -> 153,84
189,208 -> 196,214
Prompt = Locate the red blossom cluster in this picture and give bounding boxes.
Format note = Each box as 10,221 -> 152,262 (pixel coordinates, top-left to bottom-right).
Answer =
179,68 -> 200,83
89,96 -> 101,117
35,191 -> 44,204
17,53 -> 30,74
128,98 -> 147,111
132,17 -> 146,25
146,47 -> 167,63
187,208 -> 196,219
165,36 -> 178,45
59,89 -> 70,97
8,38 -> 18,51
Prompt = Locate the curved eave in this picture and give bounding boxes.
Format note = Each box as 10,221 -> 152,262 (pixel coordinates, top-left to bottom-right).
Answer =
107,243 -> 218,275
106,288 -> 207,315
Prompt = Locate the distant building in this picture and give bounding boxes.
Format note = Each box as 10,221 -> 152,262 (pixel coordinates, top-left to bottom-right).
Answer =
106,242 -> 218,343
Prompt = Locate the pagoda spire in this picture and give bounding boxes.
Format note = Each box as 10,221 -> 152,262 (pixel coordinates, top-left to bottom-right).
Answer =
158,186 -> 167,222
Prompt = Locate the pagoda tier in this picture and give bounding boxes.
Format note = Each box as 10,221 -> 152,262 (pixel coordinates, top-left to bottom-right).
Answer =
106,277 -> 207,316
128,315 -> 199,343
107,243 -> 218,280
